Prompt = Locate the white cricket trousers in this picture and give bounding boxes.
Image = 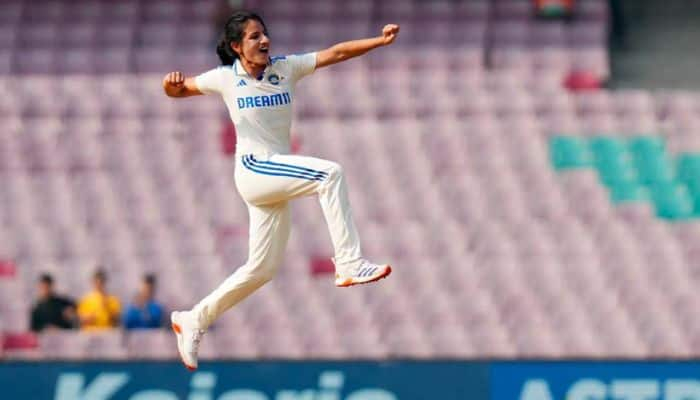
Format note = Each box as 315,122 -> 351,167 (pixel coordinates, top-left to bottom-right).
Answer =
191,152 -> 362,328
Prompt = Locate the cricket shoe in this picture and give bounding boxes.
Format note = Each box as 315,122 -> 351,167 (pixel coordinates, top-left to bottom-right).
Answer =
171,311 -> 206,371
335,260 -> 392,287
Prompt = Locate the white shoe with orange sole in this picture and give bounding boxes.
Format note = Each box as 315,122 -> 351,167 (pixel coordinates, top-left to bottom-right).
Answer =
335,260 -> 392,287
171,311 -> 205,371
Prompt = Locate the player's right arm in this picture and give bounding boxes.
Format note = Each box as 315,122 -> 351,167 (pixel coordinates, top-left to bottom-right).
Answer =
162,71 -> 203,98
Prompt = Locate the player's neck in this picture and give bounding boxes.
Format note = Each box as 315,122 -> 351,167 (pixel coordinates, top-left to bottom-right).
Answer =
239,58 -> 267,80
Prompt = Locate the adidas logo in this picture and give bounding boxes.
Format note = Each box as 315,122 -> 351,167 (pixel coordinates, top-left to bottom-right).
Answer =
237,79 -> 247,87
357,266 -> 379,277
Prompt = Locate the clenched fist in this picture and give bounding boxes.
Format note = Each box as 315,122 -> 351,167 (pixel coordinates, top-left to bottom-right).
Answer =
163,71 -> 185,90
381,24 -> 400,45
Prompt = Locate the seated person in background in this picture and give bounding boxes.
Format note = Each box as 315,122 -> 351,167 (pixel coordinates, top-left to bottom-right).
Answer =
30,273 -> 78,332
77,269 -> 121,331
122,274 -> 164,330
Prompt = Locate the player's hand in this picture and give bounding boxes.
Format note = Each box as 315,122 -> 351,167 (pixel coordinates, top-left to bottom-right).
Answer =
381,24 -> 400,45
163,71 -> 185,90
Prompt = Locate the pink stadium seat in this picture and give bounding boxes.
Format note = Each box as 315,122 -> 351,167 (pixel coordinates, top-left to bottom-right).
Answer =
63,1 -> 102,22
14,49 -> 56,74
0,49 -> 13,74
125,330 -> 177,359
490,21 -> 531,47
578,0 -> 610,20
56,48 -> 96,74
494,0 -> 534,18
531,22 -> 567,47
3,332 -> 38,352
18,23 -> 60,48
24,1 -> 64,21
94,47 -> 131,74
138,23 -> 178,47
0,25 -> 18,50
99,24 -> 135,47
39,331 -> 86,359
571,47 -> 610,78
177,23 -> 214,47
567,21 -> 608,45
133,46 -> 173,73
61,23 -> 98,47
0,1 -> 23,24
101,1 -> 139,22
142,0 -> 182,22
454,0 -> 490,19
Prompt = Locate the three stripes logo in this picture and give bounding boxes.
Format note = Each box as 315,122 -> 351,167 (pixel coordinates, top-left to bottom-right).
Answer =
237,79 -> 247,87
357,266 -> 378,277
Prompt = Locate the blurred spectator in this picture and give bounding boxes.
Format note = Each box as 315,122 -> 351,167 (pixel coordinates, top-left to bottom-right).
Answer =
77,269 -> 121,331
122,274 -> 164,330
30,274 -> 78,332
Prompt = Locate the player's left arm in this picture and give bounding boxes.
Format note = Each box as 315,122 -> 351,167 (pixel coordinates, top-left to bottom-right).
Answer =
315,24 -> 399,69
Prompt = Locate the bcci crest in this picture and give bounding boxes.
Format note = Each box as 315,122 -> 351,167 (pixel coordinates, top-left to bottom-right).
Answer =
268,74 -> 281,85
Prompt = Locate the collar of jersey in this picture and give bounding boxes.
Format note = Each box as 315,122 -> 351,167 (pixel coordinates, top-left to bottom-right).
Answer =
234,58 -> 273,81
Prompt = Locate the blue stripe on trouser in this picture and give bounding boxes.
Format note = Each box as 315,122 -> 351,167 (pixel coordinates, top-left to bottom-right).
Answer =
246,155 -> 328,179
243,155 -> 327,180
242,155 -> 326,181
249,155 -> 329,177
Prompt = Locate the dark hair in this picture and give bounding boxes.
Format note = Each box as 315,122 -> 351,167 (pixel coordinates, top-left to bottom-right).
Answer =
143,274 -> 156,286
216,11 -> 267,65
39,273 -> 53,285
94,268 -> 107,282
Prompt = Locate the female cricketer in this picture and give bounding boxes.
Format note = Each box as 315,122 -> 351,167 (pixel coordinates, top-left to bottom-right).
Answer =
163,11 -> 399,370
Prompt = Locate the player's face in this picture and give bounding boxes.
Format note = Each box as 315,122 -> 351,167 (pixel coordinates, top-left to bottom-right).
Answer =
234,19 -> 270,67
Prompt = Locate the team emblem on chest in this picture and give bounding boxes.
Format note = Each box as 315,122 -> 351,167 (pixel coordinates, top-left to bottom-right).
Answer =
268,73 -> 281,85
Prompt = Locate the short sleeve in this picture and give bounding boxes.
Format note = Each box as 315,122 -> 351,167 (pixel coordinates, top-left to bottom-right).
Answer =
287,52 -> 317,82
195,67 -> 225,95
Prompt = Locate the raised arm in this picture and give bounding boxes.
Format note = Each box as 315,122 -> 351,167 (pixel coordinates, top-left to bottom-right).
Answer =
315,24 -> 400,69
162,71 -> 203,98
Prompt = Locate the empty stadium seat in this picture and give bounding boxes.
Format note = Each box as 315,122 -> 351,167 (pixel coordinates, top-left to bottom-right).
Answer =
550,136 -> 593,169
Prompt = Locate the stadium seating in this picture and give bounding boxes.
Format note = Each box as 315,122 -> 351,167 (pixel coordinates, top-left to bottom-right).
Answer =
551,134 -> 700,219
3,0 -> 700,360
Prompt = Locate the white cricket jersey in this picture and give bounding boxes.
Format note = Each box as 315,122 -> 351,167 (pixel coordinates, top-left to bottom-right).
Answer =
195,53 -> 317,155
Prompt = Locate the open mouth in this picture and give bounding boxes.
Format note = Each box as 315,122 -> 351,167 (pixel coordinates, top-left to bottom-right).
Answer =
259,46 -> 269,54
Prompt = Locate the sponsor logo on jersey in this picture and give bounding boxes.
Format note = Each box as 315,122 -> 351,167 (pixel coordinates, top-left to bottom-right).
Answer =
237,79 -> 247,87
268,73 -> 281,85
270,55 -> 286,64
236,92 -> 291,109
